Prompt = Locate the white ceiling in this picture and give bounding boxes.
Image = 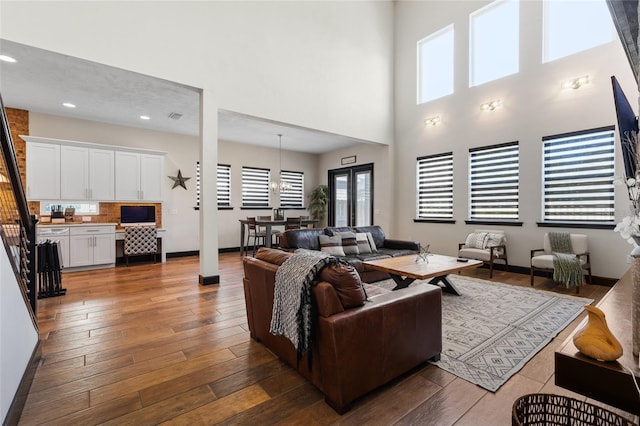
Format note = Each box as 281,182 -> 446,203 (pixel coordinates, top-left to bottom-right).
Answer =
0,40 -> 371,154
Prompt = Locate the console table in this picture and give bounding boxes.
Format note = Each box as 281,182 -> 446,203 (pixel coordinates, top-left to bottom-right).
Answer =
555,269 -> 640,415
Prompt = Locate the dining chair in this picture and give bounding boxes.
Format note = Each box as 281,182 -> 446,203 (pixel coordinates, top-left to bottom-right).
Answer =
124,226 -> 158,266
245,217 -> 267,257
285,217 -> 302,230
257,215 -> 281,246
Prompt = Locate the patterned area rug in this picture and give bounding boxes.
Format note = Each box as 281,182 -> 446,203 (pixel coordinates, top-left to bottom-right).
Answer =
373,275 -> 593,392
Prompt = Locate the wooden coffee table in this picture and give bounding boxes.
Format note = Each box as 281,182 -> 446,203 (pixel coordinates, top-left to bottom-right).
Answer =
363,254 -> 483,295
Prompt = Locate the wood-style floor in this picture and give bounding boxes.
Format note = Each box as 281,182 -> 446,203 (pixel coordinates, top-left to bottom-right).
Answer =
18,253 -> 637,425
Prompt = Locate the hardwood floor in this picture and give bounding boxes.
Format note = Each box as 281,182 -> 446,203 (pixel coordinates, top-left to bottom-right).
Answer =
18,253 -> 637,425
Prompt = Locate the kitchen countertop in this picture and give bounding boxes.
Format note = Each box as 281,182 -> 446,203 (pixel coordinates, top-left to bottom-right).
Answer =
38,222 -> 118,227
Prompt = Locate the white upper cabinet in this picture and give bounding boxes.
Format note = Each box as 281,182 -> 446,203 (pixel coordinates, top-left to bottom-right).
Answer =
115,151 -> 164,201
26,142 -> 60,200
23,136 -> 164,202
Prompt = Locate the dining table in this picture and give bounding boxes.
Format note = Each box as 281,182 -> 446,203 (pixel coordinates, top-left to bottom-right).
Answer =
238,218 -> 319,255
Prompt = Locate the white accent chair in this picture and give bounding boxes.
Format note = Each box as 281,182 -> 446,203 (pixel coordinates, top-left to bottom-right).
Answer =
530,233 -> 591,293
458,229 -> 508,278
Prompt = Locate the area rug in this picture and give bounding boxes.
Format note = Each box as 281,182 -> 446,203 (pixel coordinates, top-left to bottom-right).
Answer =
372,275 -> 593,392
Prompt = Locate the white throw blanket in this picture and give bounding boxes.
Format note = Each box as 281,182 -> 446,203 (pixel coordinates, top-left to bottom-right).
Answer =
269,249 -> 334,356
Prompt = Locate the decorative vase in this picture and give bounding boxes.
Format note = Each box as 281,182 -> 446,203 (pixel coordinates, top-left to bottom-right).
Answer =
573,305 -> 623,361
632,256 -> 640,356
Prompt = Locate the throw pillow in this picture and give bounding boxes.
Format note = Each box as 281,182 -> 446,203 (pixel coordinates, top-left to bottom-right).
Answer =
355,233 -> 373,254
484,232 -> 504,248
366,232 -> 378,253
318,235 -> 345,256
334,231 -> 360,255
319,262 -> 365,308
465,232 -> 488,249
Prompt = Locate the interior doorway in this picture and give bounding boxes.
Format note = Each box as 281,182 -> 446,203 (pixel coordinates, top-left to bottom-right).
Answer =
328,163 -> 374,227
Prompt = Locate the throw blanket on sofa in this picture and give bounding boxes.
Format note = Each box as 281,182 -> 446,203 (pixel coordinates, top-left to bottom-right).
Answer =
270,248 -> 334,357
549,232 -> 583,289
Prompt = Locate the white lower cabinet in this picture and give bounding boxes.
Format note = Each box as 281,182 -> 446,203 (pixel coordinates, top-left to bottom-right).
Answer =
36,227 -> 70,269
69,225 -> 115,267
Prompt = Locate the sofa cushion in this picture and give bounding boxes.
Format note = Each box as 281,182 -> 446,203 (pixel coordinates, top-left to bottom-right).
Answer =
334,231 -> 360,255
377,248 -> 418,258
318,235 -> 345,256
319,262 -> 365,308
355,233 -> 373,254
279,228 -> 326,250
458,247 -> 491,261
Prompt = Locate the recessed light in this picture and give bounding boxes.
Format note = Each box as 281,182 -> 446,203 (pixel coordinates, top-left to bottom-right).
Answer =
63,102 -> 76,108
0,55 -> 17,63
140,115 -> 150,120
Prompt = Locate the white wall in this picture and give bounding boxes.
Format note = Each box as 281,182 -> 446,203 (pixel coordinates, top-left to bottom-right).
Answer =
1,247 -> 39,422
0,1 -> 394,145
393,1 -> 639,279
29,112 -> 322,251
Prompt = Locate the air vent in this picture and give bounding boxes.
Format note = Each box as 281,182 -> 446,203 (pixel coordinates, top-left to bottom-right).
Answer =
167,112 -> 183,120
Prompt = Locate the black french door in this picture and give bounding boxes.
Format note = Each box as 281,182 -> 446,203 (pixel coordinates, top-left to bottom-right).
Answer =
328,163 -> 373,227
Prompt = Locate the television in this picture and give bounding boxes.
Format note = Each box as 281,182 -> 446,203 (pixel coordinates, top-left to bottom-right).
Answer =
120,205 -> 156,226
611,75 -> 639,179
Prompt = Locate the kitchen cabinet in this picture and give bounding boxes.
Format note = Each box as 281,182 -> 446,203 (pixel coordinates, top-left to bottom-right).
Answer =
69,225 -> 115,267
60,146 -> 114,200
36,226 -> 70,269
115,152 -> 164,201
26,142 -> 60,200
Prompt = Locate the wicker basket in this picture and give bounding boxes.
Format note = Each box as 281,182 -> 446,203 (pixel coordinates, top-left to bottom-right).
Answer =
512,394 -> 636,426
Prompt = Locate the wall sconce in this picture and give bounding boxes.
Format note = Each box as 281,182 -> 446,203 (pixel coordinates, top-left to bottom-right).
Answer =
562,76 -> 589,90
480,99 -> 502,111
424,116 -> 441,126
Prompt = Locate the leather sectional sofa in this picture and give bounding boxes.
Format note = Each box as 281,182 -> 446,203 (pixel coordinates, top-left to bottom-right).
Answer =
242,248 -> 442,413
278,225 -> 420,282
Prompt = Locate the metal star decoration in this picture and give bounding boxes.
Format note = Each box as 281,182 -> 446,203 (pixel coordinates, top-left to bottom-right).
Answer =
168,169 -> 191,190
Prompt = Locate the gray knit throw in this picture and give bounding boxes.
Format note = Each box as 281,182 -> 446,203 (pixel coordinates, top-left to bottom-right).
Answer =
549,232 -> 583,288
269,249 -> 334,355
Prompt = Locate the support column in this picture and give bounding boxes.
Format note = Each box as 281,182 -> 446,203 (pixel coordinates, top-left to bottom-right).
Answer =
198,89 -> 219,285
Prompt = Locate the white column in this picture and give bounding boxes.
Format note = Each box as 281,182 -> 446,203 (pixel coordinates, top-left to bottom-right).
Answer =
199,89 -> 219,285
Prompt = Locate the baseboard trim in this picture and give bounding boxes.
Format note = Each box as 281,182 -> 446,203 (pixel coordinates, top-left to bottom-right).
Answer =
4,340 -> 41,426
166,251 -> 199,258
199,274 -> 220,285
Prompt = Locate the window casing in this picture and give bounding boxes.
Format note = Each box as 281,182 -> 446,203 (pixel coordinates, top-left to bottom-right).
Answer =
469,142 -> 520,220
417,25 -> 454,104
242,166 -> 270,208
543,0 -> 614,63
279,170 -> 304,208
542,127 -> 615,223
469,0 -> 519,87
217,163 -> 231,208
416,153 -> 454,219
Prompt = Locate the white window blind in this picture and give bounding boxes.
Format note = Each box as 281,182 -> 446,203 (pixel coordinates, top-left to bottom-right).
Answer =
416,153 -> 454,219
217,163 -> 231,207
418,25 -> 454,104
280,170 -> 304,208
242,166 -> 270,208
469,142 -> 519,220
542,127 -> 615,223
469,0 -> 519,87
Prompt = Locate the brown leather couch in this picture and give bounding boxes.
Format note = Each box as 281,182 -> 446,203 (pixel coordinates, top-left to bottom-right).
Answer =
242,248 -> 442,413
278,225 -> 420,282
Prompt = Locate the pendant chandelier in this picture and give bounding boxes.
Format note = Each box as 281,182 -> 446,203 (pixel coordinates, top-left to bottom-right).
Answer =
271,133 -> 292,193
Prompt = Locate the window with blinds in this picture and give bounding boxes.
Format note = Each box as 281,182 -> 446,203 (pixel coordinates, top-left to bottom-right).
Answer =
469,142 -> 519,220
196,161 -> 201,208
217,164 -> 231,207
280,170 -> 304,208
542,127 -> 615,223
242,166 -> 270,208
416,152 -> 454,219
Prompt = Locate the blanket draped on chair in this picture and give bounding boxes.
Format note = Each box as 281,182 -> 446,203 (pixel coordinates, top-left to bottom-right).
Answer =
269,248 -> 334,358
549,232 -> 583,289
